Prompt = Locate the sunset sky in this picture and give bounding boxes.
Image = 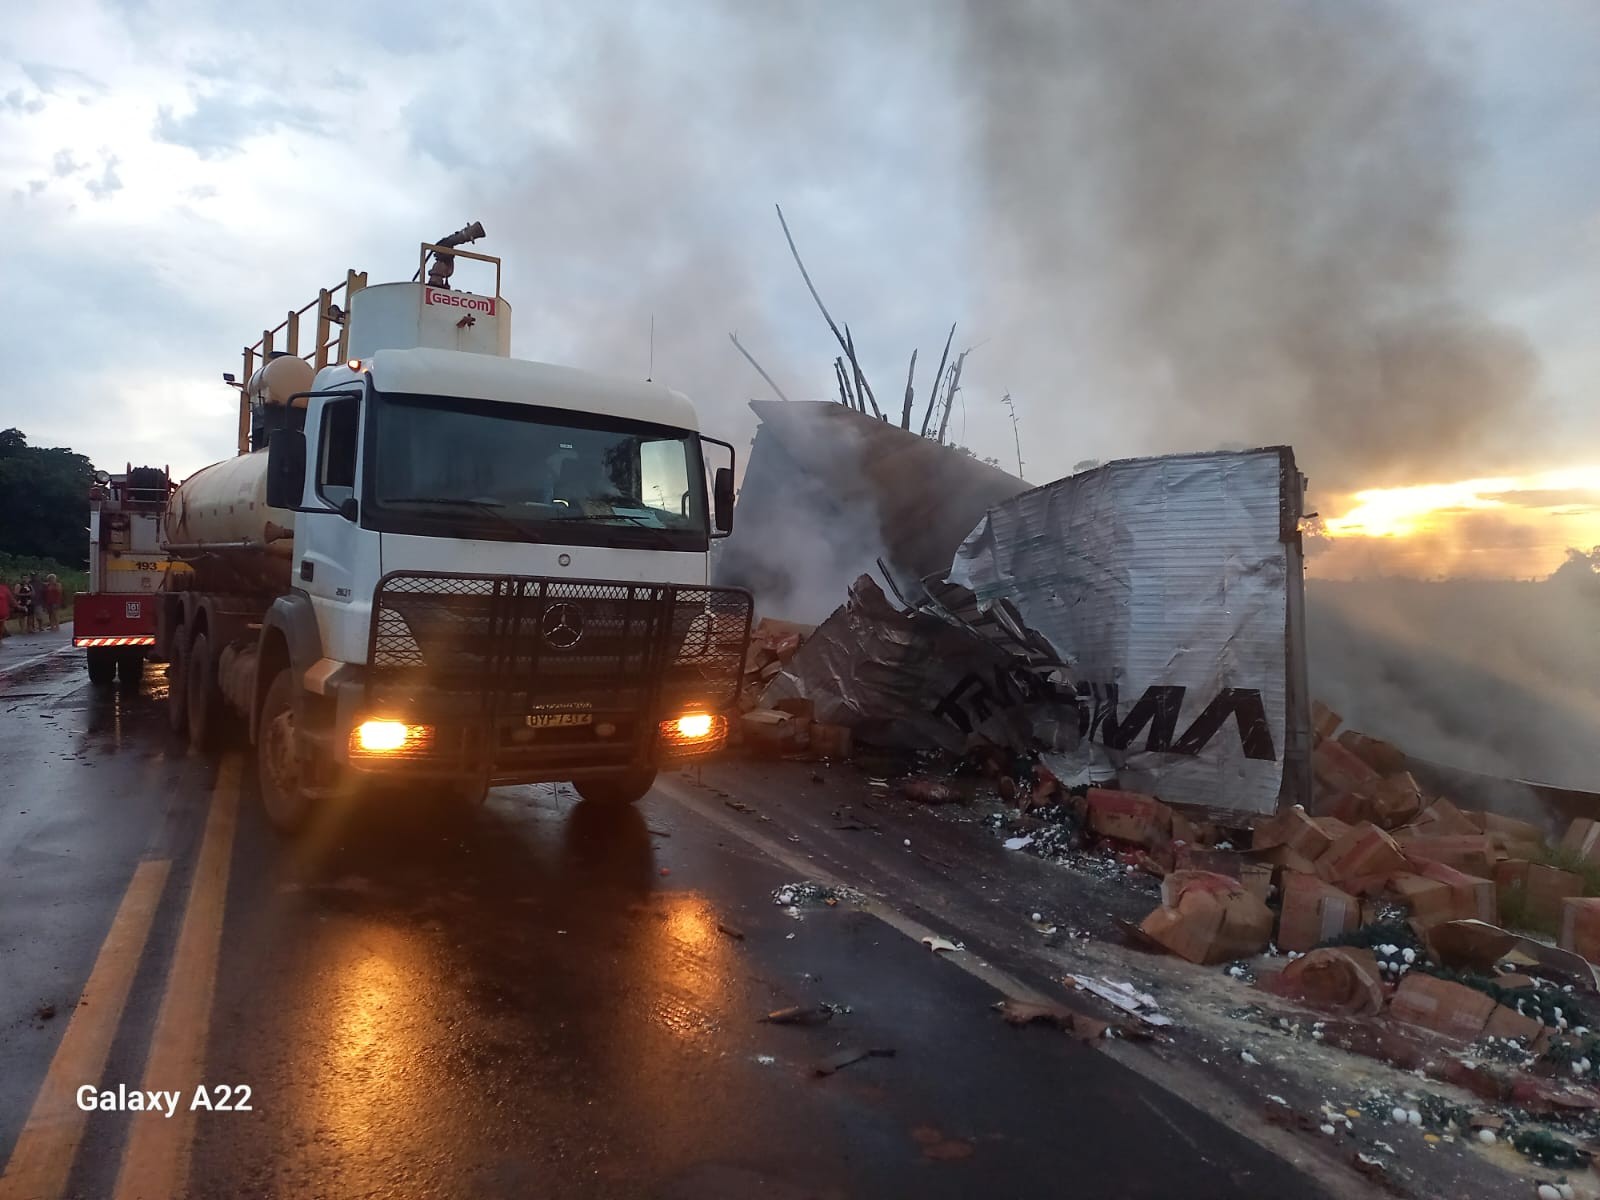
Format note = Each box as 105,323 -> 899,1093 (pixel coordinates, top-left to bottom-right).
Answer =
2,1 -> 1596,580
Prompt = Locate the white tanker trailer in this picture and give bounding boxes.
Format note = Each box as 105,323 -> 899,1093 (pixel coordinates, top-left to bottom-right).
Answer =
156,226 -> 751,834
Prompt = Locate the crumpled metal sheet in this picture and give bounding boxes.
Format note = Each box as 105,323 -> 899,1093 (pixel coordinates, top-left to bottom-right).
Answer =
762,574 -> 1081,756
947,448 -> 1301,816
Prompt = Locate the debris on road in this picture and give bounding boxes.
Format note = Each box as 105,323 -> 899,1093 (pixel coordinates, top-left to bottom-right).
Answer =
813,1046 -> 896,1077
762,1004 -> 834,1026
922,936 -> 962,954
772,881 -> 862,908
1063,975 -> 1175,1027
716,921 -> 746,941
993,998 -> 1111,1041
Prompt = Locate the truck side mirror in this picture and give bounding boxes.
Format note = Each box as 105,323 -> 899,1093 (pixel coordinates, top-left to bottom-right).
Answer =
266,430 -> 307,510
713,467 -> 734,534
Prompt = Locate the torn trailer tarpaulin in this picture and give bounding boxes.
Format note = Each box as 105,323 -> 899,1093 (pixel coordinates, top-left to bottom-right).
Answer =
945,447 -> 1311,819
761,574 -> 1081,757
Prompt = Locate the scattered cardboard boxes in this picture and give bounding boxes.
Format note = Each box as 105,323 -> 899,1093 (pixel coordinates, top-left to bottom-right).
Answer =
1277,872 -> 1360,953
1315,822 -> 1408,887
1389,972 -> 1497,1044
1560,897 -> 1600,964
1085,788 -> 1173,850
1138,871 -> 1274,966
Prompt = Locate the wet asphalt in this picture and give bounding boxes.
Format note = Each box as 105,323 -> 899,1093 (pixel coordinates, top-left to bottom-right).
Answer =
0,630 -> 1334,1199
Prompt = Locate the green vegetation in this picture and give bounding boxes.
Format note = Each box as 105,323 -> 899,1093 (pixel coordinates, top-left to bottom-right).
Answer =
0,429 -> 93,568
0,553 -> 86,617
1534,843 -> 1600,898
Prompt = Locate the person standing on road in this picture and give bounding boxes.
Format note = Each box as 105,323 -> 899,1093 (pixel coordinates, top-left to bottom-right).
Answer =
14,577 -> 34,634
0,578 -> 11,640
43,574 -> 62,632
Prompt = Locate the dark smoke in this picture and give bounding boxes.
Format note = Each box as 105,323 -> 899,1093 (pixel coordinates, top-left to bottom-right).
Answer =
962,0 -> 1540,492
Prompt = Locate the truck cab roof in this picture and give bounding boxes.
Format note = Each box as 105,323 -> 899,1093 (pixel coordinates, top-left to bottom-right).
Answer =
328,348 -> 702,432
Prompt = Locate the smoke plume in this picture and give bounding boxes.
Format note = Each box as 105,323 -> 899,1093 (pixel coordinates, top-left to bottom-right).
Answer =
962,0 -> 1540,493
1307,566 -> 1600,791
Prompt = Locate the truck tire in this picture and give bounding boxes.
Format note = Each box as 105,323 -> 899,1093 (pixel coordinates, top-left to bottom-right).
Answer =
186,632 -> 225,750
86,648 -> 116,686
116,649 -> 145,685
574,767 -> 657,807
167,632 -> 189,735
257,669 -> 312,834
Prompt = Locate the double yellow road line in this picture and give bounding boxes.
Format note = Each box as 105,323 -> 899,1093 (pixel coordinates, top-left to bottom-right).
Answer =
0,756 -> 242,1200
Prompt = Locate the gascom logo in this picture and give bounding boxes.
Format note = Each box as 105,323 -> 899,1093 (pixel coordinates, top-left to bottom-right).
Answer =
424,288 -> 496,315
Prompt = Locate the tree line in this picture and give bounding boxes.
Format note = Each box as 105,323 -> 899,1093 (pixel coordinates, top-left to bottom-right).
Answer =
0,429 -> 93,568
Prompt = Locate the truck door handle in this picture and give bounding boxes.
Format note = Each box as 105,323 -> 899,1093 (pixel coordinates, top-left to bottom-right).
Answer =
300,560 -> 314,582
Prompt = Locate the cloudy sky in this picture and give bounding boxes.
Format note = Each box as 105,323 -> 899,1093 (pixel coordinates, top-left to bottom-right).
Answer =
3,0 -> 1597,577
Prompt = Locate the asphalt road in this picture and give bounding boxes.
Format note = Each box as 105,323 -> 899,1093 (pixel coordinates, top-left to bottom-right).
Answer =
0,632 -> 1336,1200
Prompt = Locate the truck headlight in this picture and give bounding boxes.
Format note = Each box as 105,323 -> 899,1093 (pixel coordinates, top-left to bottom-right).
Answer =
350,719 -> 434,757
674,713 -> 715,739
658,711 -> 727,755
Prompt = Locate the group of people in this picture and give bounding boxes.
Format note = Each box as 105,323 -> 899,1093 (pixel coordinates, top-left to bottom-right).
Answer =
0,573 -> 62,637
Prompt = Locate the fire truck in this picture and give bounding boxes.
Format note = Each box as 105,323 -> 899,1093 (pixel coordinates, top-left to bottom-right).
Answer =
76,466 -> 181,684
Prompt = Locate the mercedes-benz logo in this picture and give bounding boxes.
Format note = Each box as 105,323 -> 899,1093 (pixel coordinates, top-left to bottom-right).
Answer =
541,602 -> 585,649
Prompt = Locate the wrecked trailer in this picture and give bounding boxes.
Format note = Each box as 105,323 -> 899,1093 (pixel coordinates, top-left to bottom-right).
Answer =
946,446 -> 1313,820
760,573 -> 1080,757
759,445 -> 1312,823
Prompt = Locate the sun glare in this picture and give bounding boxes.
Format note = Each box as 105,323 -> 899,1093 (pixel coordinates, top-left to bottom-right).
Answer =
1324,466 -> 1600,540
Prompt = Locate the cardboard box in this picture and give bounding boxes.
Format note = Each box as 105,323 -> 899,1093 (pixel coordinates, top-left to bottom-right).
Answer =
1483,1003 -> 1546,1047
1389,972 -> 1497,1043
1255,844 -> 1320,875
1322,791 -> 1371,825
1412,860 -> 1497,924
740,708 -> 798,750
1399,834 -> 1499,878
1425,919 -> 1519,971
1086,788 -> 1172,848
1371,772 -> 1425,830
1277,872 -> 1360,952
1263,946 -> 1384,1015
1240,862 -> 1273,904
1559,897 -> 1600,965
1139,871 -> 1274,965
1494,860 -> 1583,929
1407,798 -> 1480,838
1253,808 -> 1341,859
1175,847 -> 1243,878
1386,871 -> 1457,926
1561,818 -> 1600,867
1311,700 -> 1342,741
1315,822 -> 1407,886
808,723 -> 853,760
1313,739 -> 1381,797
1481,811 -> 1547,848
1337,730 -> 1408,777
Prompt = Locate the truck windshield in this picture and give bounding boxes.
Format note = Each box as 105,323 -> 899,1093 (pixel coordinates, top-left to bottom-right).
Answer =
367,392 -> 709,550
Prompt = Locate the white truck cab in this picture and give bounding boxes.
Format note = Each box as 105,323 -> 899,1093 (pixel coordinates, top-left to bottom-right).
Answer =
159,227 -> 751,833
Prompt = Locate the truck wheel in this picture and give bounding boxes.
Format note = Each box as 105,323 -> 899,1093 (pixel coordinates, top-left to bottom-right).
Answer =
186,632 -> 225,750
574,767 -> 657,807
86,648 -> 116,686
257,670 -> 312,834
116,649 -> 145,685
167,633 -> 189,735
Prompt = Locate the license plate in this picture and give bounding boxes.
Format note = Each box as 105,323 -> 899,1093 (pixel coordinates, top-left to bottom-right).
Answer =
525,712 -> 593,729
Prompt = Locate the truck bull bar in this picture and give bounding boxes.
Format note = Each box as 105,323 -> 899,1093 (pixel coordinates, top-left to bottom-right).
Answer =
361,572 -> 753,779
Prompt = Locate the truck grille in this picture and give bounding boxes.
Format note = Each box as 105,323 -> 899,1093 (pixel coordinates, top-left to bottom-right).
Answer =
368,572 -> 753,715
